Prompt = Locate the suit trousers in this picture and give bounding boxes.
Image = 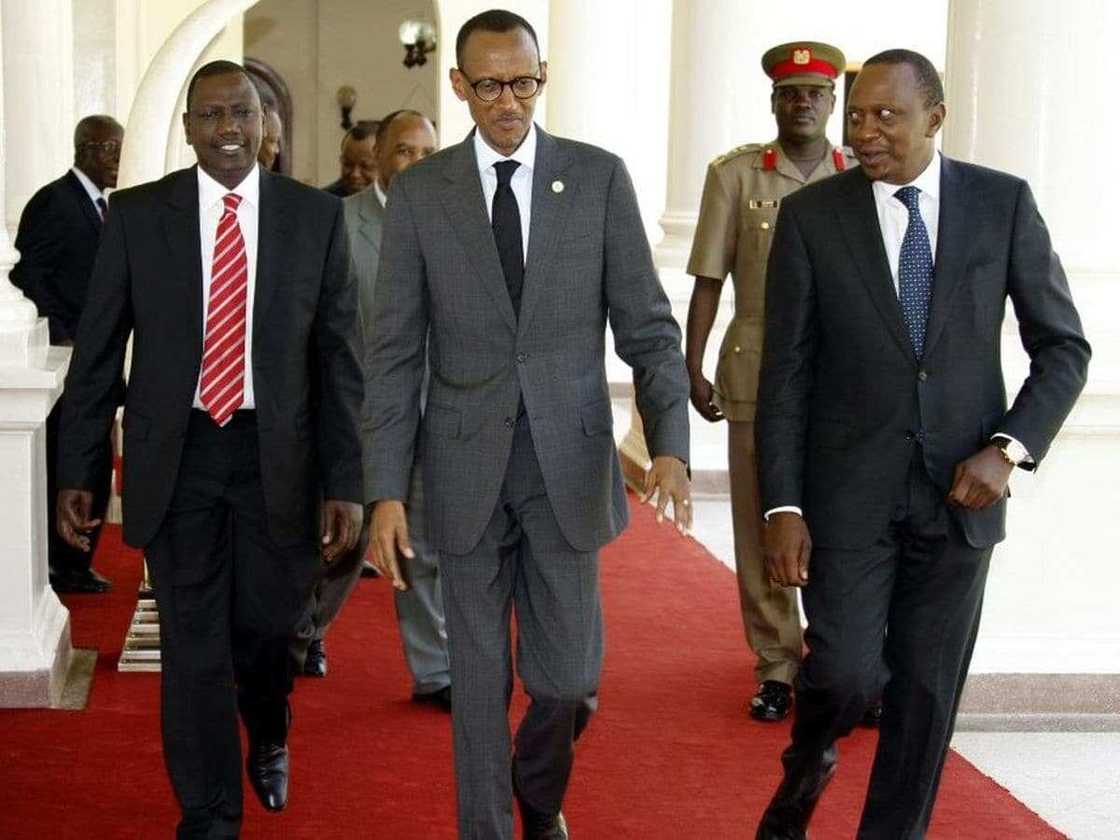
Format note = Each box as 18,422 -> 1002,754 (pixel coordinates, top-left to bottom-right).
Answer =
727,420 -> 802,685
46,396 -> 112,575
395,462 -> 451,694
441,414 -> 603,840
782,449 -> 991,839
146,411 -> 318,839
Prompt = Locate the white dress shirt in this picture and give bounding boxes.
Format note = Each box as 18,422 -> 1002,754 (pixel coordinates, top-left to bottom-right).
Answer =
71,166 -> 108,216
474,123 -> 536,261
373,178 -> 388,208
192,164 -> 260,410
872,152 -> 941,294
764,152 -> 1027,521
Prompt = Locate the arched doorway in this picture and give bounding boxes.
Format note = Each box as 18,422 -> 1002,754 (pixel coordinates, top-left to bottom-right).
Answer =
245,56 -> 293,175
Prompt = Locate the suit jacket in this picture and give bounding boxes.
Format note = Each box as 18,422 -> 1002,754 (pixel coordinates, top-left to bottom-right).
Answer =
11,171 -> 104,343
756,156 -> 1090,550
342,186 -> 384,337
364,127 -> 690,555
58,166 -> 365,549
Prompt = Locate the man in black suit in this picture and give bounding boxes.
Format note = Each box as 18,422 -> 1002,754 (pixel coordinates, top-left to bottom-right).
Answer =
56,61 -> 364,836
322,121 -> 379,197
12,114 -> 123,594
754,50 -> 1090,839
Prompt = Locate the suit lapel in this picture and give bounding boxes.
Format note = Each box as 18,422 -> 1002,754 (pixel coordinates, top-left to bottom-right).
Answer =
922,156 -> 976,361
63,171 -> 104,234
439,136 -> 517,334
518,128 -> 576,339
162,167 -> 204,373
835,171 -> 914,362
254,168 -> 297,352
356,189 -> 384,257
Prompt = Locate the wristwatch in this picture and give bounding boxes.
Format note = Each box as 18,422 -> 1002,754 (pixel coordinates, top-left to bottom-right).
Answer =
993,436 -> 1028,467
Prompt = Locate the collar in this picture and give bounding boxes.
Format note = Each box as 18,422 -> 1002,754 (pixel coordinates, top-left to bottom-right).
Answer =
373,178 -> 387,208
196,163 -> 260,212
71,166 -> 106,203
473,122 -> 537,177
873,151 -> 941,204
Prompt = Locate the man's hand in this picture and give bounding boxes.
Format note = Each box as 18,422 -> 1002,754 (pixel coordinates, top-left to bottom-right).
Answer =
371,500 -> 413,591
321,500 -> 364,564
948,445 -> 1013,510
689,372 -> 725,423
640,456 -> 692,534
764,511 -> 812,587
57,489 -> 100,552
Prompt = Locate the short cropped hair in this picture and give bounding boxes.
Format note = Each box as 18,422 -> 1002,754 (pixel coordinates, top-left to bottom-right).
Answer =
375,110 -> 427,146
455,9 -> 540,67
339,120 -> 380,152
186,60 -> 257,111
862,49 -> 945,108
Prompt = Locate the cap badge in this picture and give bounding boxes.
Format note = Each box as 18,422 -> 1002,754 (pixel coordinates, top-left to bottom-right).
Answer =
552,180 -> 564,193
793,48 -> 811,65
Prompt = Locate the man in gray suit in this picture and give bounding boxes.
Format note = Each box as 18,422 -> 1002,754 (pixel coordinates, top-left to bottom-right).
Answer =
344,109 -> 451,708
365,11 -> 692,840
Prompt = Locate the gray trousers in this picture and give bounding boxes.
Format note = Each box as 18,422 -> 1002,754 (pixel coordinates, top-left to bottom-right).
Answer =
441,415 -> 603,840
292,466 -> 450,695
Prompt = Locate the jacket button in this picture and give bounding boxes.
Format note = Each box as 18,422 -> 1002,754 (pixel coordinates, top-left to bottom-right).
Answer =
516,352 -> 527,363
905,431 -> 915,441
918,370 -> 929,382
760,221 -> 771,230
504,417 -> 514,428
733,345 -> 742,353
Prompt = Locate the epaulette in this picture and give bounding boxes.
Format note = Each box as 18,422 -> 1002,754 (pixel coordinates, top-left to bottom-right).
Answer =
711,143 -> 761,167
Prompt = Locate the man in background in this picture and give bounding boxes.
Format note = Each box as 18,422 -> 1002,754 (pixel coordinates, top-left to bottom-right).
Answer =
344,108 -> 449,705
258,107 -> 283,171
323,120 -> 378,197
12,114 -> 123,594
686,42 -> 855,724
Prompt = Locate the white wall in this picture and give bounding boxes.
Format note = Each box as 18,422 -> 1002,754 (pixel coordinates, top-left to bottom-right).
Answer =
245,0 -> 439,186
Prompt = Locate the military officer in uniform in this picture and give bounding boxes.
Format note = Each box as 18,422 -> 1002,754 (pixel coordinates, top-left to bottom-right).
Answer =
685,42 -> 857,722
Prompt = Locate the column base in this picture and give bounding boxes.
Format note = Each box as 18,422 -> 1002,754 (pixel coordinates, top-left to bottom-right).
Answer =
0,591 -> 85,708
654,210 -> 698,269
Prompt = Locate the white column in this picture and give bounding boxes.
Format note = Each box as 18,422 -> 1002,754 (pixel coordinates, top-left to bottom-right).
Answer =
2,0 -> 74,240
0,5 -> 74,707
546,0 -> 671,245
944,0 -> 1120,675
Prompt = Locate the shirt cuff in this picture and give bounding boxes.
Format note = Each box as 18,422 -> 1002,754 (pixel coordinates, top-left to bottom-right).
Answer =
990,433 -> 1036,465
764,506 -> 803,521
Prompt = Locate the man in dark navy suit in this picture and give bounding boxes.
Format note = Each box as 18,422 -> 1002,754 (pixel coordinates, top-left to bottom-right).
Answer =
12,114 -> 123,593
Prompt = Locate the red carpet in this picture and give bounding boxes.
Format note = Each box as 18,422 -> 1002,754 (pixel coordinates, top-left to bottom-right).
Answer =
0,495 -> 1062,839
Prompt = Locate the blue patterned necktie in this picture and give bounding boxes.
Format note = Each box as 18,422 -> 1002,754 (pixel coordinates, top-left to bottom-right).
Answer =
894,186 -> 933,357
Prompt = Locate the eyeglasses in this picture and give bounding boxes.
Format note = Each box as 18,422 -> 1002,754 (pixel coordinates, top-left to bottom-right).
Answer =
81,140 -> 122,155
458,72 -> 543,102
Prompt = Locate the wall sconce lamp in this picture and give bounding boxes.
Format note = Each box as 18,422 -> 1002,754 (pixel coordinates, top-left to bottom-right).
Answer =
399,19 -> 437,68
336,85 -> 357,130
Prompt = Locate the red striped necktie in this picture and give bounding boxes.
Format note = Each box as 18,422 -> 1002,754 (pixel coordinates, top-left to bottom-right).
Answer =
199,193 -> 248,426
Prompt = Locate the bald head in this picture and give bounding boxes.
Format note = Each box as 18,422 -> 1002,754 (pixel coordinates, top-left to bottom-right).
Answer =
73,115 -> 124,189
374,110 -> 437,191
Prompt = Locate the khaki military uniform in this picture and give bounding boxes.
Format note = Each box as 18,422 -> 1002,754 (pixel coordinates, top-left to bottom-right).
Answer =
687,141 -> 858,685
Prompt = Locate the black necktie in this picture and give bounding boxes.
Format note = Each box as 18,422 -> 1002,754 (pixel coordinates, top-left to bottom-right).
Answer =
96,197 -> 107,223
894,186 -> 933,357
492,160 -> 524,317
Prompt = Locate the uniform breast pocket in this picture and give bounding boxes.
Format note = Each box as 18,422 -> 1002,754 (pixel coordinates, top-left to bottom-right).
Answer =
741,205 -> 779,257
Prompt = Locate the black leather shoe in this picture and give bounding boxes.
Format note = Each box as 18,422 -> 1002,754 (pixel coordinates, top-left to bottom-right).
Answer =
303,639 -> 328,678
755,748 -> 837,840
517,802 -> 568,839
860,700 -> 883,728
411,685 -> 451,712
360,559 -> 381,578
50,567 -> 112,594
750,681 -> 793,722
246,741 -> 289,812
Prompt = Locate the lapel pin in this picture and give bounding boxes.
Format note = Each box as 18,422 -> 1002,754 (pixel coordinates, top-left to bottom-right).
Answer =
551,180 -> 564,193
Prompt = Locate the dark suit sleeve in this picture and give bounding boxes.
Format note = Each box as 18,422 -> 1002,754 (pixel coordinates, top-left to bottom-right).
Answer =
602,158 -> 690,463
362,178 -> 428,503
998,181 -> 1091,462
755,199 -> 817,513
11,189 -> 73,341
57,199 -> 133,490
314,201 -> 365,503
